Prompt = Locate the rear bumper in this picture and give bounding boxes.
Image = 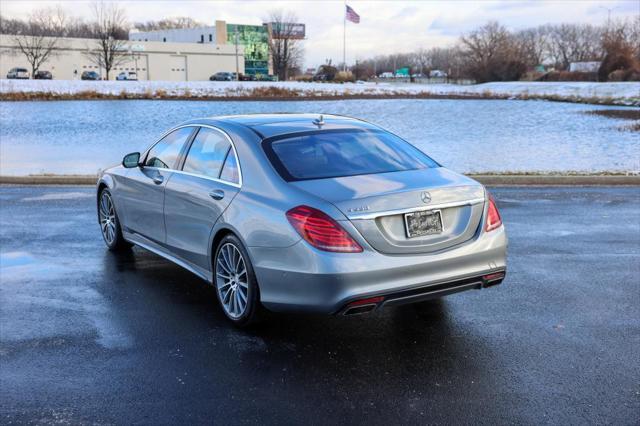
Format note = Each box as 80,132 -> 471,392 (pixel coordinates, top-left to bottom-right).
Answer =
338,271 -> 505,315
251,225 -> 507,314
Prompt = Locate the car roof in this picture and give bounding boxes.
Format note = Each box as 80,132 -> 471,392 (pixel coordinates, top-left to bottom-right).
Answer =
183,113 -> 381,139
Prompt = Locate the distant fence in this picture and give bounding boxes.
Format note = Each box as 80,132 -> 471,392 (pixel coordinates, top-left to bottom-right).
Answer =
372,77 -> 476,85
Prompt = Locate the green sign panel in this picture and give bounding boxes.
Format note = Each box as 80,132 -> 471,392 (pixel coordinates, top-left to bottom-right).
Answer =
227,24 -> 269,76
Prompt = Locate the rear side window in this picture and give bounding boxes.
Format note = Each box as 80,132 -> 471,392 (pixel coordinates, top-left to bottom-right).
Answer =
219,148 -> 239,184
264,130 -> 439,181
145,127 -> 193,169
182,128 -> 231,179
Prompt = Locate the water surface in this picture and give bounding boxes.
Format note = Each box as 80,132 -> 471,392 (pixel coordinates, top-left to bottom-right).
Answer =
1,99 -> 637,175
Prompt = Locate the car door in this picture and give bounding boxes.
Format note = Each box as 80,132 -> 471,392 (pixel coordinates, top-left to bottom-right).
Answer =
164,126 -> 241,272
119,126 -> 195,245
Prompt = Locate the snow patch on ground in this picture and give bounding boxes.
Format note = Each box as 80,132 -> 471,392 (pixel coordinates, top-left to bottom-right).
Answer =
1,80 -> 638,104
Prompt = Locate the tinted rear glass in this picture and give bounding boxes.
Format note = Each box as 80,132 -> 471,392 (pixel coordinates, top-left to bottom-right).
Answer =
263,130 -> 438,181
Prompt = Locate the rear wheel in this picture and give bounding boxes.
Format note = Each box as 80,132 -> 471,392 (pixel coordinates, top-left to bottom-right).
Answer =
214,234 -> 263,327
98,189 -> 131,251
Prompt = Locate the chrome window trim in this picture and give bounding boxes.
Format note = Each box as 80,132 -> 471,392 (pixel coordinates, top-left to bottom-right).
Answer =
348,198 -> 485,220
142,124 -> 243,187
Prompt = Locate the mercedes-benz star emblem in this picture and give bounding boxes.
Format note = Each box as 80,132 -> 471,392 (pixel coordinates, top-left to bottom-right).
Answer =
420,191 -> 432,204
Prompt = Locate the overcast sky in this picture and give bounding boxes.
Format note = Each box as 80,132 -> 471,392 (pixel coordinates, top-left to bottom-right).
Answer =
2,0 -> 638,67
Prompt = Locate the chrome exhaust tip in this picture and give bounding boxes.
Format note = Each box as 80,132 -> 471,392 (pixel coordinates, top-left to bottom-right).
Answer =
343,303 -> 378,316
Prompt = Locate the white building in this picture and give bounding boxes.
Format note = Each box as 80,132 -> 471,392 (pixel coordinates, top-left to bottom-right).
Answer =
129,21 -> 273,76
130,27 -> 217,44
0,34 -> 244,81
569,62 -> 601,73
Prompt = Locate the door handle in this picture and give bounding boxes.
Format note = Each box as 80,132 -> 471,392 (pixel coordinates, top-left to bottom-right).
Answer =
209,189 -> 225,200
152,175 -> 164,185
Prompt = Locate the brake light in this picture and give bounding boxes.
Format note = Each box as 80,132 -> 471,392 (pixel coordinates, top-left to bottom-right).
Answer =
485,194 -> 503,232
286,205 -> 363,253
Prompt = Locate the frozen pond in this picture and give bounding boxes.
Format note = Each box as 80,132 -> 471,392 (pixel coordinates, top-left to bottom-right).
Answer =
1,99 -> 638,175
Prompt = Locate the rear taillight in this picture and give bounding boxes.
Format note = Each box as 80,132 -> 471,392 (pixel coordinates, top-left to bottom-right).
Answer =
286,205 -> 363,253
485,194 -> 503,232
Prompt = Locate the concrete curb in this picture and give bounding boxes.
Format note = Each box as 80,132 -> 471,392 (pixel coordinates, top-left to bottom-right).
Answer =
471,175 -> 640,186
1,174 -> 639,186
0,175 -> 98,185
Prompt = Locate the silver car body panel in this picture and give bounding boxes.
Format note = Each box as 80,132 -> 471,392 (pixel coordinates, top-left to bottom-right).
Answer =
98,114 -> 508,314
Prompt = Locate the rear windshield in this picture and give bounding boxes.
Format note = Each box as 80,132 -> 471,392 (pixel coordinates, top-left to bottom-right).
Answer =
263,129 -> 439,181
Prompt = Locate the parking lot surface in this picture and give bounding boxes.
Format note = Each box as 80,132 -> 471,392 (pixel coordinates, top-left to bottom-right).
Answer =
1,186 -> 638,425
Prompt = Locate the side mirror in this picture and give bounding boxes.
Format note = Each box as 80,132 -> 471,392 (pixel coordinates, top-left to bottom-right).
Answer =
122,152 -> 141,168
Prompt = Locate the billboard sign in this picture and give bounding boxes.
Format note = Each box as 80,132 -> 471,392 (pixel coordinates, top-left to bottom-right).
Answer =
269,22 -> 306,39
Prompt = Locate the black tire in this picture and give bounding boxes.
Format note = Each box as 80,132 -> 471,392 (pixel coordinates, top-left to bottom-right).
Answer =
98,188 -> 132,252
213,234 -> 264,327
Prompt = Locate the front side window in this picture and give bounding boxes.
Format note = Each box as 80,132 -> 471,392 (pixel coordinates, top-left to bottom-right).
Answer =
145,127 -> 193,169
182,128 -> 231,179
264,130 -> 439,181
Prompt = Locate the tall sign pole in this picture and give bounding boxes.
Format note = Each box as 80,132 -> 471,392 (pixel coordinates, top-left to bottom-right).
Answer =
234,25 -> 240,81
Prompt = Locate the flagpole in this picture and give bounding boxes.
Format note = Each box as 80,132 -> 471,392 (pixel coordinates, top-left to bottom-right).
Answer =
343,0 -> 346,72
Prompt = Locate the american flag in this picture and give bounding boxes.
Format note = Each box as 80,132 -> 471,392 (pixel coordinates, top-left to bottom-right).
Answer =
346,5 -> 360,24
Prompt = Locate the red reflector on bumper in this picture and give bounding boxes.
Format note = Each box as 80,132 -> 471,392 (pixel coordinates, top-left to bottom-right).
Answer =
348,296 -> 384,307
483,272 -> 505,282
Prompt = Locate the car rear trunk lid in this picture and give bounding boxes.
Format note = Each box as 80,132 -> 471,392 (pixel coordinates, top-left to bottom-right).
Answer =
291,167 -> 486,254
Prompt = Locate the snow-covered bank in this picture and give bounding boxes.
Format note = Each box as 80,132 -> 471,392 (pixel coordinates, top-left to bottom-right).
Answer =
1,80 -> 638,105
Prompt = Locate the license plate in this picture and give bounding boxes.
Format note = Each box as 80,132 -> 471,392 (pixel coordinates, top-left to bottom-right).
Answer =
404,210 -> 443,238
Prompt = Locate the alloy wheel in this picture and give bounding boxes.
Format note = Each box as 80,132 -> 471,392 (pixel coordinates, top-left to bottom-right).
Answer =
215,243 -> 249,319
99,191 -> 117,245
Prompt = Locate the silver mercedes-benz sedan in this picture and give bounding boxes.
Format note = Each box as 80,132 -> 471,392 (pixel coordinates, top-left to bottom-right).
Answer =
97,114 -> 507,326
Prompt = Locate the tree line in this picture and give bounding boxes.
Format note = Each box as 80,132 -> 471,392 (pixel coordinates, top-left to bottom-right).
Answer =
2,4 -> 638,83
353,19 -> 639,82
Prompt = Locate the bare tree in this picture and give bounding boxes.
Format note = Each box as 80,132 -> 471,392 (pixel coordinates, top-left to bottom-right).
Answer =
134,17 -> 203,31
428,47 -> 465,78
266,10 -> 304,80
11,7 -> 65,77
84,2 -> 128,80
460,21 -> 526,82
547,23 -> 602,69
515,26 -> 550,68
412,48 -> 431,75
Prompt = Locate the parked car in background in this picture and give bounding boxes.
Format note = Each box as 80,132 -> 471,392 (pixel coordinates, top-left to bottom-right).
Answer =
81,71 -> 100,80
96,114 -> 507,327
34,70 -> 53,80
210,72 -> 235,81
239,73 -> 256,81
116,71 -> 138,81
6,67 -> 29,79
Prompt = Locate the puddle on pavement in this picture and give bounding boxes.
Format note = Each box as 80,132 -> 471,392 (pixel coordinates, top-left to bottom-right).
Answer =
22,192 -> 94,202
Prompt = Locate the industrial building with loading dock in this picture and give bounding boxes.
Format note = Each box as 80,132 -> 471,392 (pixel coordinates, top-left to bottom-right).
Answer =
130,19 -> 306,77
1,19 -> 304,81
0,33 -> 244,81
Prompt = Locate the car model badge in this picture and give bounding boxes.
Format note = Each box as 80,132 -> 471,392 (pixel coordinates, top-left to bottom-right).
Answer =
420,192 -> 432,204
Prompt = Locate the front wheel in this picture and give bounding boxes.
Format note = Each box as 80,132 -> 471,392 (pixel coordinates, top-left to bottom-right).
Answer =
214,234 -> 264,327
98,189 -> 131,251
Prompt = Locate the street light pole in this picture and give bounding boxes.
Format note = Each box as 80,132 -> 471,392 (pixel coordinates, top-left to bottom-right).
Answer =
599,6 -> 617,27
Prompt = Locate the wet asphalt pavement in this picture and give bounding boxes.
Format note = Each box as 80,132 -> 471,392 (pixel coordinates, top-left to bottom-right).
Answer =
0,185 -> 638,425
